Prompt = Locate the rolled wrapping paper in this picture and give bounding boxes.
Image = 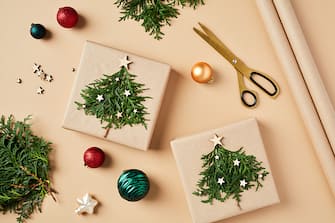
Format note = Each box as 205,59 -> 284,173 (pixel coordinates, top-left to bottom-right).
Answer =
256,0 -> 335,196
273,0 -> 335,156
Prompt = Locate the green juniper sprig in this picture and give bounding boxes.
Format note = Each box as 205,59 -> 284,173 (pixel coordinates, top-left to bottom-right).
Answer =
115,0 -> 205,40
0,115 -> 54,223
193,137 -> 268,208
75,66 -> 151,138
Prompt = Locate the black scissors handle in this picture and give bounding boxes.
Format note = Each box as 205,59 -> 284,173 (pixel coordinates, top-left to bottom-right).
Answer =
237,71 -> 258,108
241,89 -> 258,108
249,71 -> 280,98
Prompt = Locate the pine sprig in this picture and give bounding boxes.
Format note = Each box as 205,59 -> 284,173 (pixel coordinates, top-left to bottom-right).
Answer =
193,143 -> 268,208
76,66 -> 151,137
0,115 -> 54,223
115,0 -> 205,40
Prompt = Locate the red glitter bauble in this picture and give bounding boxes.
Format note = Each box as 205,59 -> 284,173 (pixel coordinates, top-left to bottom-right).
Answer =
57,6 -> 78,28
83,147 -> 105,168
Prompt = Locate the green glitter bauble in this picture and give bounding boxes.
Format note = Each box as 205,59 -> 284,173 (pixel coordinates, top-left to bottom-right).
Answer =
117,169 -> 150,202
30,23 -> 46,39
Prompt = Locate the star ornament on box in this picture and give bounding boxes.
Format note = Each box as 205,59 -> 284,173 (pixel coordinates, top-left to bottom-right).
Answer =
75,55 -> 151,138
75,193 -> 98,215
193,134 -> 269,208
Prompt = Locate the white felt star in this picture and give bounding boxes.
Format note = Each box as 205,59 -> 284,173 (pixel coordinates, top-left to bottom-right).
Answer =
119,55 -> 132,69
33,63 -> 40,73
45,75 -> 53,82
75,193 -> 98,215
36,86 -> 44,94
215,155 -> 219,160
240,179 -> 247,187
217,177 -> 225,185
233,159 -> 240,166
133,109 -> 138,113
124,90 -> 131,97
96,94 -> 104,102
209,134 -> 223,147
116,111 -> 123,118
115,77 -> 120,81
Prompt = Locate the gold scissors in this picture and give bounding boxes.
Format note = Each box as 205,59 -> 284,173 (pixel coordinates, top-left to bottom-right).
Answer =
193,23 -> 280,108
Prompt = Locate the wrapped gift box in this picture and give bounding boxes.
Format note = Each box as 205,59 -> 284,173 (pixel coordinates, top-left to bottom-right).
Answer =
171,118 -> 279,223
62,41 -> 170,150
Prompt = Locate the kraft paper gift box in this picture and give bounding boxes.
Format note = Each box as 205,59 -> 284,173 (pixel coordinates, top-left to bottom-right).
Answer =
62,41 -> 170,150
171,118 -> 279,223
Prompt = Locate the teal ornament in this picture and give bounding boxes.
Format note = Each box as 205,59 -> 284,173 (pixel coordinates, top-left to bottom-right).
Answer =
117,169 -> 150,201
30,23 -> 46,39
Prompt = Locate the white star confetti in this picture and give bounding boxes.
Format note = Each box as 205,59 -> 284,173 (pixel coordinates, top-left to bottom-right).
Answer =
82,104 -> 86,109
96,94 -> 104,102
116,111 -> 123,118
209,134 -> 223,147
37,69 -> 46,79
258,174 -> 263,179
119,55 -> 132,69
33,63 -> 40,73
233,159 -> 240,166
217,177 -> 225,185
75,193 -> 98,215
124,90 -> 131,97
133,109 -> 138,113
115,77 -> 120,82
215,155 -> 219,160
36,86 -> 44,95
240,179 -> 247,187
45,75 -> 53,82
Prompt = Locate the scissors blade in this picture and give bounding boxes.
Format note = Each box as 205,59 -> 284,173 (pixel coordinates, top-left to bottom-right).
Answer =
193,23 -> 238,66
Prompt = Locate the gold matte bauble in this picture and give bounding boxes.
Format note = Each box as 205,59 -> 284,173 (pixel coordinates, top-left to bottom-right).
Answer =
191,62 -> 213,83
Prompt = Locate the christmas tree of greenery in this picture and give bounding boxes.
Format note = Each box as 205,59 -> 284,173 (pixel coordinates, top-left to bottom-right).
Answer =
75,56 -> 150,138
193,135 -> 269,208
115,0 -> 205,40
0,115 -> 54,223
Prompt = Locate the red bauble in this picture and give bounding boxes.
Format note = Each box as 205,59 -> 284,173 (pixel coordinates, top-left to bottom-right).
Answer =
57,6 -> 78,28
83,147 -> 105,168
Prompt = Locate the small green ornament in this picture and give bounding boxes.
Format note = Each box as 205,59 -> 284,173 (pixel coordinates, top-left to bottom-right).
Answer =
30,23 -> 46,39
117,169 -> 150,202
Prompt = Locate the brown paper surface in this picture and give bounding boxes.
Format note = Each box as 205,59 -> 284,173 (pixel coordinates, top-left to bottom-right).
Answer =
62,41 -> 170,150
171,119 -> 279,223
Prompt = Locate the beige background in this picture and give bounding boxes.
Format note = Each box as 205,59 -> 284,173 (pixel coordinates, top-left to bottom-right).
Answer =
0,0 -> 334,223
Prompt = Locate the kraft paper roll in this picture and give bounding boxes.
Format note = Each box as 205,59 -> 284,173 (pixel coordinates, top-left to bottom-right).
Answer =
256,0 -> 335,197
273,0 -> 335,156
